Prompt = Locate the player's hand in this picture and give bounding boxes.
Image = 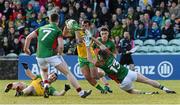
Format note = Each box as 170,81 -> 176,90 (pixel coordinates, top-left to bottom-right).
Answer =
58,48 -> 64,55
23,48 -> 31,55
126,51 -> 132,54
64,84 -> 71,92
63,26 -> 69,31
55,47 -> 63,55
126,51 -> 130,54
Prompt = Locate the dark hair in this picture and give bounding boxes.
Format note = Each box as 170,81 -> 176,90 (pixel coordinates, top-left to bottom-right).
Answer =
100,27 -> 109,32
54,73 -> 58,81
50,72 -> 58,81
172,1 -> 177,4
49,13 -> 59,22
98,50 -> 110,60
82,19 -> 91,25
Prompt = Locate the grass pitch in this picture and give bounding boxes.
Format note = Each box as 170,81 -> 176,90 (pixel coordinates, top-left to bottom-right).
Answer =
0,80 -> 179,104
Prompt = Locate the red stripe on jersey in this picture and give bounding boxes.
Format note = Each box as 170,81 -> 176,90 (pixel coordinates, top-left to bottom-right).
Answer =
35,29 -> 38,36
52,38 -> 58,49
108,74 -> 120,84
52,36 -> 63,49
35,29 -> 38,49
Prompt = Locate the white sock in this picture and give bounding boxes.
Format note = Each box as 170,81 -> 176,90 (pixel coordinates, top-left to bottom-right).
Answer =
163,87 -> 170,91
78,90 -> 85,96
44,83 -> 49,88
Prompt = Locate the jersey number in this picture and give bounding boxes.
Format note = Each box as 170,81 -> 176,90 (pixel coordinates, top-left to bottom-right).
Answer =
41,30 -> 52,41
109,60 -> 120,73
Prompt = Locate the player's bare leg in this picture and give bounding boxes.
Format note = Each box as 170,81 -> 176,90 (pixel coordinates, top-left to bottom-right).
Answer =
15,85 -> 35,96
15,85 -> 36,96
81,66 -> 106,94
55,61 -> 92,98
89,66 -> 99,79
100,77 -> 113,93
90,66 -> 113,93
98,69 -> 113,93
60,84 -> 71,96
22,62 -> 49,98
54,84 -> 71,96
81,66 -> 97,86
40,68 -> 49,98
22,85 -> 35,95
136,73 -> 176,94
40,68 -> 49,86
126,89 -> 159,94
5,82 -> 26,93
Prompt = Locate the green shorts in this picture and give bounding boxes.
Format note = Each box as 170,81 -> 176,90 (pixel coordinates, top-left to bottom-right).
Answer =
78,56 -> 95,68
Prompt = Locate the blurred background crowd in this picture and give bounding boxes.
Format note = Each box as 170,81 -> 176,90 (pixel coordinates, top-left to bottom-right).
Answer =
0,0 -> 179,56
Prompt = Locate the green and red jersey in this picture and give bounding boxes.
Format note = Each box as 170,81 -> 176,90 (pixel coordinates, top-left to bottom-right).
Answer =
36,23 -> 62,58
95,49 -> 128,83
93,38 -> 115,54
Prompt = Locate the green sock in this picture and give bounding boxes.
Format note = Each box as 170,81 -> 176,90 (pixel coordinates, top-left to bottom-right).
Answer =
95,84 -> 104,91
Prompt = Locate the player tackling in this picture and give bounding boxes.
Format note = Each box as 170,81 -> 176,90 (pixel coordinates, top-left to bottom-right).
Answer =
5,63 -> 71,96
23,13 -> 91,98
84,30 -> 176,94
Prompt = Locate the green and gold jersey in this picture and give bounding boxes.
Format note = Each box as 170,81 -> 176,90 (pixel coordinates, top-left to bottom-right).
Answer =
96,49 -> 128,83
30,75 -> 56,96
77,30 -> 95,58
36,23 -> 62,58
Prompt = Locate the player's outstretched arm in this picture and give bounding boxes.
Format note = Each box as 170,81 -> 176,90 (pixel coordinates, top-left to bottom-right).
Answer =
62,25 -> 83,38
53,90 -> 66,96
57,36 -> 64,55
25,69 -> 37,80
24,30 -> 38,55
75,30 -> 84,44
21,63 -> 37,80
83,36 -> 97,64
62,26 -> 73,37
91,37 -> 107,50
53,84 -> 71,96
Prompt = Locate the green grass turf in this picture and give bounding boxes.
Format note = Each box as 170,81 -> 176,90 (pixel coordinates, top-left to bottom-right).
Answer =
0,80 -> 179,104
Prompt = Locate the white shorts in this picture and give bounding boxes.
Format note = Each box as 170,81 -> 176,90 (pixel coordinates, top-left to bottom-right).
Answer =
36,55 -> 65,69
120,70 -> 137,91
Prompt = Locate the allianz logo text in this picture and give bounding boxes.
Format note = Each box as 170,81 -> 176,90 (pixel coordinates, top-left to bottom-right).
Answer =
73,63 -> 84,79
134,61 -> 173,78
158,61 -> 173,78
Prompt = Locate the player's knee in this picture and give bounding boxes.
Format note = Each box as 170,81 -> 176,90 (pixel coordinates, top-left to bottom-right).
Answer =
91,74 -> 99,80
85,74 -> 97,83
91,71 -> 104,79
84,74 -> 91,80
98,70 -> 105,77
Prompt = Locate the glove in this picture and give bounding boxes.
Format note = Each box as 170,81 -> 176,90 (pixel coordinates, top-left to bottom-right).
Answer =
84,35 -> 91,47
85,29 -> 92,38
64,84 -> 71,92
